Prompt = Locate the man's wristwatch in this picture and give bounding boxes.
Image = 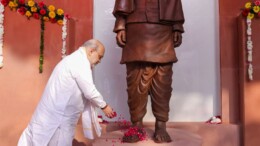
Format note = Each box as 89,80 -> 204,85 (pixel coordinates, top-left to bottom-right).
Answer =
101,104 -> 108,110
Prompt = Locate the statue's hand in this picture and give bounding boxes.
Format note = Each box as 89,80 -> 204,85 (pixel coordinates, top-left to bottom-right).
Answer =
173,31 -> 182,47
116,30 -> 126,47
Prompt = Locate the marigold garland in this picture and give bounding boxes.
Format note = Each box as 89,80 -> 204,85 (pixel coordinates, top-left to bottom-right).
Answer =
1,0 -> 66,24
0,0 -> 69,73
241,0 -> 260,81
242,1 -> 260,19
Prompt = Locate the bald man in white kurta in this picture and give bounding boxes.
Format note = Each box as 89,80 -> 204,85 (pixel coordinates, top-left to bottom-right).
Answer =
18,47 -> 108,146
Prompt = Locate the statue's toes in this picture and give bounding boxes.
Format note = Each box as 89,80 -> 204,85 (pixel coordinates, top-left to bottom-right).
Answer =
154,131 -> 172,143
122,135 -> 139,143
163,134 -> 172,142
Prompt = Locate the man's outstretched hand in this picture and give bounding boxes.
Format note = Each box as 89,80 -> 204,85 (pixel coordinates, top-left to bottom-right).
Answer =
102,105 -> 116,118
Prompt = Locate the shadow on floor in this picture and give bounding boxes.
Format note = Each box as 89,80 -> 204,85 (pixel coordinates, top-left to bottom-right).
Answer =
73,139 -> 91,146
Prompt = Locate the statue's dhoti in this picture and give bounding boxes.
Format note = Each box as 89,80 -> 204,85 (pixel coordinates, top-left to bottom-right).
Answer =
126,62 -> 173,123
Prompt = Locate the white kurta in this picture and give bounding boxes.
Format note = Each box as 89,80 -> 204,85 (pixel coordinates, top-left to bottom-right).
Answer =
18,47 -> 106,146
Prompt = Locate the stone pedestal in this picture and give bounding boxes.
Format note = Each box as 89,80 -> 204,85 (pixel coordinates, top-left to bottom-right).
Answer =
73,122 -> 240,146
93,127 -> 202,146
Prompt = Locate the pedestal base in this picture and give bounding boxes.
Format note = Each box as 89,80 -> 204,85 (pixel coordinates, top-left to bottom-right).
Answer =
73,122 -> 240,146
93,126 -> 202,146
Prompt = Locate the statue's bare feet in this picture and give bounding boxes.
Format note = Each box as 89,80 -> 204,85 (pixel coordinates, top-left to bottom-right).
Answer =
122,132 -> 140,143
154,121 -> 172,143
122,121 -> 145,143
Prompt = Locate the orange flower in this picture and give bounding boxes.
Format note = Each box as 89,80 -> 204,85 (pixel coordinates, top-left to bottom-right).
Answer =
25,11 -> 32,17
8,1 -> 17,8
31,6 -> 37,12
245,2 -> 252,9
57,20 -> 63,25
48,5 -> 55,11
43,16 -> 49,22
57,9 -> 64,16
247,12 -> 255,19
28,0 -> 35,7
48,11 -> 56,18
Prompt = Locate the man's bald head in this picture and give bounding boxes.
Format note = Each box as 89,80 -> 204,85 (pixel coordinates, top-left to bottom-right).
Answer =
82,39 -> 105,53
82,39 -> 105,68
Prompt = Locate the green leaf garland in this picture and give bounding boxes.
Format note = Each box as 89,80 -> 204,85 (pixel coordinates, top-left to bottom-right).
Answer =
39,18 -> 44,73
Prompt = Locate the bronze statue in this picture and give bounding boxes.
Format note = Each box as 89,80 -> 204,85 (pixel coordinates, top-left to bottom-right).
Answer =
113,0 -> 185,143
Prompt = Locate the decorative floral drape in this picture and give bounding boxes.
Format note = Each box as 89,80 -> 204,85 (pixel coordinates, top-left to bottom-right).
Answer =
0,0 -> 69,73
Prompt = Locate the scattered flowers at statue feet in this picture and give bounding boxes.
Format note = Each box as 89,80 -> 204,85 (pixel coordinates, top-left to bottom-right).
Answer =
122,126 -> 147,142
205,115 -> 222,124
242,1 -> 260,20
112,111 -> 117,118
97,112 -> 117,124
114,114 -> 131,129
100,113 -> 149,144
